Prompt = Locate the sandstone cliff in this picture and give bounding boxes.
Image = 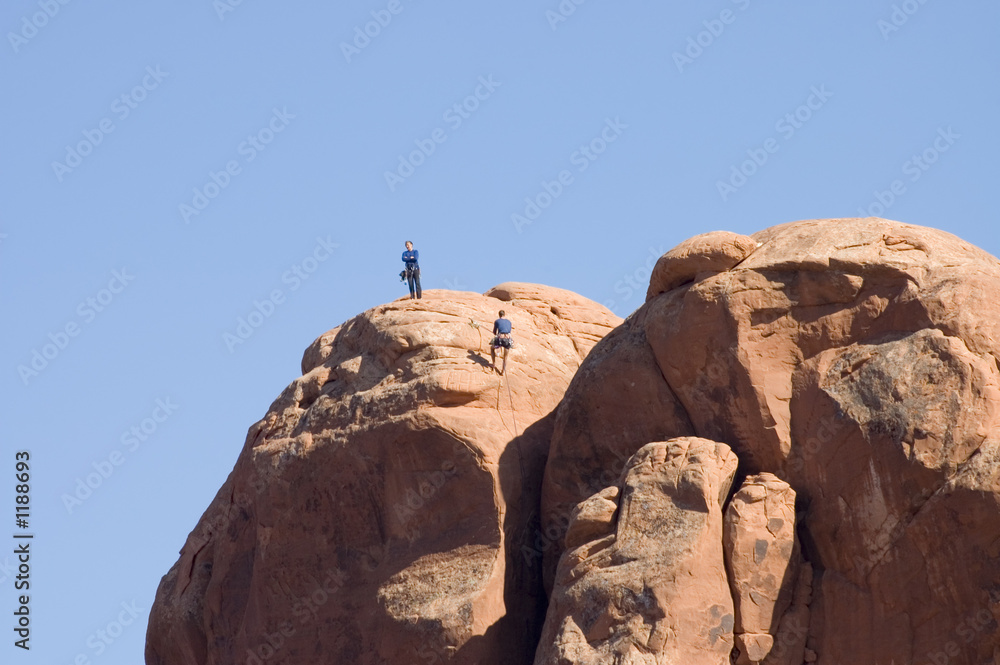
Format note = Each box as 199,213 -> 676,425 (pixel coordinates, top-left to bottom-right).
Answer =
148,218 -> 1000,665
145,283 -> 620,665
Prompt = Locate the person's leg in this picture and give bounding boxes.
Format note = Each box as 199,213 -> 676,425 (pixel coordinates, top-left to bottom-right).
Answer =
406,271 -> 416,298
414,269 -> 422,299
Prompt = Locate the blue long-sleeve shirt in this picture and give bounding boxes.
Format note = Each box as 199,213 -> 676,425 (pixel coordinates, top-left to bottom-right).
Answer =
402,249 -> 419,268
493,317 -> 512,335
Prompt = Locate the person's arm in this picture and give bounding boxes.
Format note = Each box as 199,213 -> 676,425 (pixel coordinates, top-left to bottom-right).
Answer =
493,320 -> 499,335
402,251 -> 408,263
413,250 -> 419,263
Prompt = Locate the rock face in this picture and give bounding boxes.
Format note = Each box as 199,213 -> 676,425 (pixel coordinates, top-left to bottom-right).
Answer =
149,218 -> 1000,665
145,283 -> 620,665
541,219 -> 1000,664
534,438 -> 739,665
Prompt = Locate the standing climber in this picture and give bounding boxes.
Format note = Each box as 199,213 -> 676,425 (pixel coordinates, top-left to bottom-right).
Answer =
490,310 -> 513,374
401,240 -> 421,299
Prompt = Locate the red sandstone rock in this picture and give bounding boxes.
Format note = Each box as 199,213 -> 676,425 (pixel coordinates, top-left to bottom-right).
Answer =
534,438 -> 738,665
145,284 -> 619,665
764,561 -> 812,665
149,218 -> 1000,665
724,474 -> 799,665
645,230 -> 758,300
542,218 -> 1000,664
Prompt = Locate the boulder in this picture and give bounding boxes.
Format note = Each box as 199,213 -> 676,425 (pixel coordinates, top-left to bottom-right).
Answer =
646,230 -> 758,300
723,473 -> 799,665
534,438 -> 738,665
145,284 -> 619,665
541,218 -> 1000,664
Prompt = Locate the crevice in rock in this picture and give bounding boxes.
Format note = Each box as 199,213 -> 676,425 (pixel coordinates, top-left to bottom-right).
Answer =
180,538 -> 210,598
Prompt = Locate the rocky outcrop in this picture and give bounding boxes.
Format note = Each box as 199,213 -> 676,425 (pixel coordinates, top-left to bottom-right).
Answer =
646,230 -> 758,300
724,474 -> 799,665
148,218 -> 1000,665
534,438 -> 738,665
145,284 -> 620,665
541,219 -> 1000,664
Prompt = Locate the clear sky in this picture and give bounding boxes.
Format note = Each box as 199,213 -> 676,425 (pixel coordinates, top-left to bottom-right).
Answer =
1,1 -> 997,663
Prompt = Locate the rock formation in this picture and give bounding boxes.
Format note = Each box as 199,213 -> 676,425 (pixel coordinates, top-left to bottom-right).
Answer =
149,218 -> 1000,665
541,218 -> 1000,665
534,438 -> 738,665
145,283 -> 620,665
723,474 -> 799,665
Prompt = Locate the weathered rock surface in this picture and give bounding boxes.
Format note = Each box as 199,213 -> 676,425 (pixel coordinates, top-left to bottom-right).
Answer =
646,230 -> 758,300
534,438 -> 738,665
145,283 -> 619,665
149,218 -> 1000,665
541,219 -> 1000,664
723,474 -> 799,665
763,561 -> 812,665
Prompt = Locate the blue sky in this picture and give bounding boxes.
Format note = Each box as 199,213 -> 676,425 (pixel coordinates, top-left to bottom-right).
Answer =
1,1 -> 997,663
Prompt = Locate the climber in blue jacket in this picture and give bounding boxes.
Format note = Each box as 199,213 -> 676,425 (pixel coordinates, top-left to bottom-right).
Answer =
401,240 -> 421,299
491,310 -> 513,374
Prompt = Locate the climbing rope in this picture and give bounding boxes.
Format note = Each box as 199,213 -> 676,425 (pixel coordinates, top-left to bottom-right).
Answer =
468,312 -> 521,440
468,311 -> 527,492
495,379 -> 514,437
503,369 -> 528,499
505,372 -> 520,438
